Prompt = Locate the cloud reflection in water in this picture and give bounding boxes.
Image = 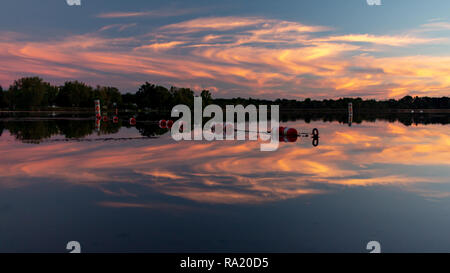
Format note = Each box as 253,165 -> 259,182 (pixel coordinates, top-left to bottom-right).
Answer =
0,120 -> 449,206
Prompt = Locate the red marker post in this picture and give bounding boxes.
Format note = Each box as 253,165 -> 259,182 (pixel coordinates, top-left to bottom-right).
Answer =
94,100 -> 101,119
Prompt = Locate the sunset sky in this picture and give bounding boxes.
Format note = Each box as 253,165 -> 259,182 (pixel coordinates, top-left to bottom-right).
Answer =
1,0 -> 450,99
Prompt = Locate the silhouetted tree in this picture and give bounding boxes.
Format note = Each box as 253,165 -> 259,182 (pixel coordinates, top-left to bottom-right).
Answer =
136,82 -> 172,110
0,85 -> 3,108
170,87 -> 195,109
94,86 -> 122,108
122,92 -> 137,108
57,81 -> 93,107
43,85 -> 59,106
201,90 -> 212,107
8,77 -> 53,108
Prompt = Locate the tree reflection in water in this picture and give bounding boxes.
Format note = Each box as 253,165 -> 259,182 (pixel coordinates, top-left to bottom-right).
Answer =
0,112 -> 448,144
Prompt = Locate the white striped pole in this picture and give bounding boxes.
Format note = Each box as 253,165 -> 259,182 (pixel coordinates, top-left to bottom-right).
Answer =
94,100 -> 101,119
348,102 -> 353,127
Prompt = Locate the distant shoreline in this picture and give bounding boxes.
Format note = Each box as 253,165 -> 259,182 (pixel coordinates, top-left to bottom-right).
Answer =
280,108 -> 450,113
1,108 -> 449,114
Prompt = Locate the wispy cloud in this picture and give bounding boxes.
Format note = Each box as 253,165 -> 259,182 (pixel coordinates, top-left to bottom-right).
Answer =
0,16 -> 449,98
99,23 -> 137,32
96,7 -> 204,19
318,34 -> 443,46
135,41 -> 186,51
97,11 -> 157,19
418,20 -> 450,32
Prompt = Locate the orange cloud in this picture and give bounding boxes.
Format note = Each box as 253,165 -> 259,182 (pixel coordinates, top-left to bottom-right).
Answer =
136,41 -> 186,51
160,16 -> 269,32
1,16 -> 450,98
320,34 -> 443,46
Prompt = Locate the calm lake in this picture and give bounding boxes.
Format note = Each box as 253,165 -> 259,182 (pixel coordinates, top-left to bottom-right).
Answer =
0,114 -> 449,252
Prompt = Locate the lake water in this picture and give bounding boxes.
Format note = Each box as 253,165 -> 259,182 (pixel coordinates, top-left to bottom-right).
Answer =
0,115 -> 449,252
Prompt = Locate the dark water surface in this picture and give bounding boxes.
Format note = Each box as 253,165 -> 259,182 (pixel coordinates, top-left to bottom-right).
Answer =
0,116 -> 449,253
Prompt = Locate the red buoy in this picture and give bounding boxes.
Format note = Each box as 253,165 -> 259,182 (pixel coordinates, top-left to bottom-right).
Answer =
130,117 -> 136,126
102,116 -> 109,122
94,100 -> 101,118
159,120 -> 167,128
210,123 -> 222,134
166,120 -> 174,129
285,127 -> 298,136
224,123 -> 234,136
278,127 -> 298,136
113,116 -> 119,123
95,118 -> 101,132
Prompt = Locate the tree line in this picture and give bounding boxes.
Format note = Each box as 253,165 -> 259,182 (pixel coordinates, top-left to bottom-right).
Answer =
0,77 -> 122,109
0,77 -> 449,110
214,97 -> 450,110
1,119 -> 121,144
124,82 -> 213,110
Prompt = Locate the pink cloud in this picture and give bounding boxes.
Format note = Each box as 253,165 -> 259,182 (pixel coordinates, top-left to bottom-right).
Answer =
0,16 -> 449,98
